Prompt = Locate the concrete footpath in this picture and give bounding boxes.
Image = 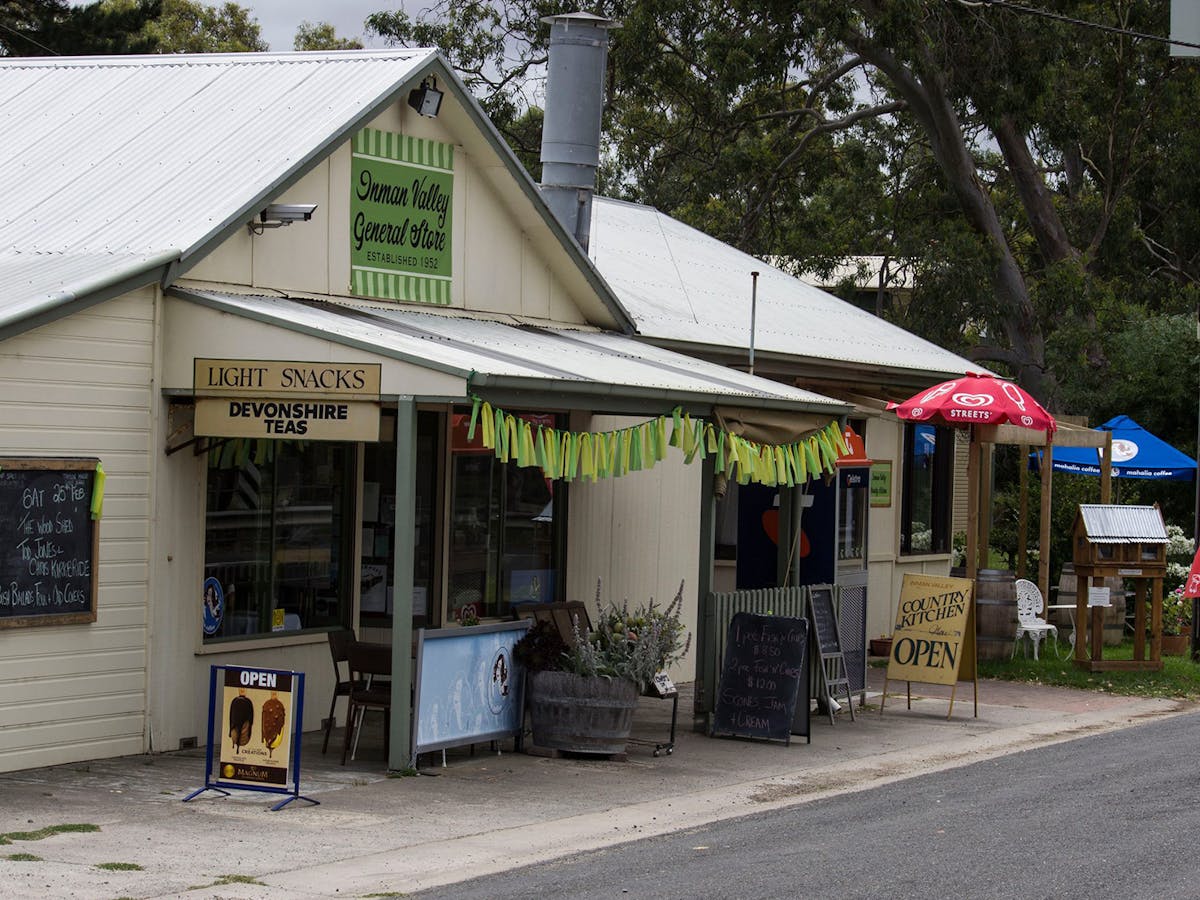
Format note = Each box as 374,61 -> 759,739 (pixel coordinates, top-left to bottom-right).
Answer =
0,671 -> 1192,900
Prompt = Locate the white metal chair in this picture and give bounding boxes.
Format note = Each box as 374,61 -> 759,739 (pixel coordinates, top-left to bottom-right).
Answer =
1013,579 -> 1058,660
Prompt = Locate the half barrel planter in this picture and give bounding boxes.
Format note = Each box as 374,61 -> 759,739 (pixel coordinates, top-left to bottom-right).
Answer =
1161,633 -> 1190,656
527,670 -> 638,755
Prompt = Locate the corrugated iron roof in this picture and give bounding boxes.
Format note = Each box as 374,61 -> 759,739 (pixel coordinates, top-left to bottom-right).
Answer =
175,289 -> 848,414
1077,504 -> 1168,543
588,197 -> 981,379
0,50 -> 437,331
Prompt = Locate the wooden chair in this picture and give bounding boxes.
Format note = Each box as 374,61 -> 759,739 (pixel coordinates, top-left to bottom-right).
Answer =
341,641 -> 393,765
512,601 -> 592,647
321,629 -> 356,754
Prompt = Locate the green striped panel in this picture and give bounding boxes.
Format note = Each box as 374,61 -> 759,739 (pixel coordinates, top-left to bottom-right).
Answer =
354,128 -> 454,172
352,268 -> 451,305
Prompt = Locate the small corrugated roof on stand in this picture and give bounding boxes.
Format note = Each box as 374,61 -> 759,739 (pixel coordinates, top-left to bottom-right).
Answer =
1076,505 -> 1169,543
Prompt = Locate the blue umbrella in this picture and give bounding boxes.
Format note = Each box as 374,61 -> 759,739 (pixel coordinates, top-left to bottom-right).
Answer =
1042,415 -> 1197,480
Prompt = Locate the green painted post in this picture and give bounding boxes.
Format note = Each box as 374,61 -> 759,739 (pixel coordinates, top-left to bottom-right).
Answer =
389,398 -> 417,769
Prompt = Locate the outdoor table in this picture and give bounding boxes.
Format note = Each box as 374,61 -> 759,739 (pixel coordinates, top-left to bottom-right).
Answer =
1046,604 -> 1078,659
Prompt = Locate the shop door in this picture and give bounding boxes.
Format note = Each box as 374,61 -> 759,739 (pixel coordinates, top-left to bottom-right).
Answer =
836,465 -> 870,696
797,477 -> 836,587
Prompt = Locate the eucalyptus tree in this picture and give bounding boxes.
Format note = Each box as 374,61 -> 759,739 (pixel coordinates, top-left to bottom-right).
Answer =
1,0 -> 162,55
1,0 -> 266,55
293,20 -> 364,51
367,0 -> 1200,411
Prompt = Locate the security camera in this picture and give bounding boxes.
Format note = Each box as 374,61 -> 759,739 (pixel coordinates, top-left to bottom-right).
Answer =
261,203 -> 317,223
248,203 -> 318,233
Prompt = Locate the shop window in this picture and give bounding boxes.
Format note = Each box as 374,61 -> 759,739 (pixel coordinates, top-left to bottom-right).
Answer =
900,422 -> 952,556
360,411 -> 440,628
447,409 -> 564,621
203,440 -> 354,641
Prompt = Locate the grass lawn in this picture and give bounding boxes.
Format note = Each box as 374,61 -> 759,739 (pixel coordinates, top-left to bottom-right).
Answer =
978,639 -> 1200,700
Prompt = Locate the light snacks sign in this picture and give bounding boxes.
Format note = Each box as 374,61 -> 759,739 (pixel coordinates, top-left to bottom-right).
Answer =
193,359 -> 382,441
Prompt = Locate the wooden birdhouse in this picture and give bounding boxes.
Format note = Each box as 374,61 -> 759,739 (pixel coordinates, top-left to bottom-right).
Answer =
1072,504 -> 1167,576
1069,504 -> 1168,672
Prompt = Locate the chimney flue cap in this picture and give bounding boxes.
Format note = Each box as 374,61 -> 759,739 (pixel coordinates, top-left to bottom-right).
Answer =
540,11 -> 620,29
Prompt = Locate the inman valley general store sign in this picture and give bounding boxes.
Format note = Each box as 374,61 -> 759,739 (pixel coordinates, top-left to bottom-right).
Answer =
193,359 -> 382,441
350,128 -> 454,306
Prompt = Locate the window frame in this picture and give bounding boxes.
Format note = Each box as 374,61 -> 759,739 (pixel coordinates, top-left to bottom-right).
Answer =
201,438 -> 356,644
446,408 -> 568,621
899,422 -> 953,556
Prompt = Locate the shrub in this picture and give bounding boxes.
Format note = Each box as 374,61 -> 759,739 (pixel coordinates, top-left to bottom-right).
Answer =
512,620 -> 571,673
1163,586 -> 1192,636
567,580 -> 691,692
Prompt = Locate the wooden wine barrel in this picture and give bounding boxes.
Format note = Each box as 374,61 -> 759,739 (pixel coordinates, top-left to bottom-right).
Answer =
527,670 -> 637,754
974,569 -> 1017,660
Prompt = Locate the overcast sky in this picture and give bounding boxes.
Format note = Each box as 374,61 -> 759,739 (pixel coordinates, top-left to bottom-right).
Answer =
246,0 -> 403,52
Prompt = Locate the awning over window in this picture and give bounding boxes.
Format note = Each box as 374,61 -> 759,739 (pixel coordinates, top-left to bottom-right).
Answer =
168,289 -> 851,419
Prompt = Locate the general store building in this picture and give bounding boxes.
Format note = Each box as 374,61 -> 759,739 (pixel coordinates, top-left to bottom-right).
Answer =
0,37 -> 976,773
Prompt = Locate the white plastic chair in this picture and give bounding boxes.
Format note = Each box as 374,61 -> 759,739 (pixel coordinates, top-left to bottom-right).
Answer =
1013,579 -> 1058,660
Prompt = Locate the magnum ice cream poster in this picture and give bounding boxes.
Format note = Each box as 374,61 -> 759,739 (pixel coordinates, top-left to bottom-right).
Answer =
218,668 -> 294,787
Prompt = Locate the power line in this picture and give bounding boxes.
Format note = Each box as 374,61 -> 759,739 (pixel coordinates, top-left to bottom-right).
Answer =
957,0 -> 1200,52
0,20 -> 61,56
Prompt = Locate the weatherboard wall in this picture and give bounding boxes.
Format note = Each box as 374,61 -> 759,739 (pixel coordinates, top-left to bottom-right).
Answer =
565,414 -> 702,684
0,290 -> 156,772
185,98 -> 588,326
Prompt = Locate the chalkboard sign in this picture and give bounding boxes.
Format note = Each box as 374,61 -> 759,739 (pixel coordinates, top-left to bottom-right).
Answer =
711,613 -> 809,745
0,459 -> 100,628
808,585 -> 841,655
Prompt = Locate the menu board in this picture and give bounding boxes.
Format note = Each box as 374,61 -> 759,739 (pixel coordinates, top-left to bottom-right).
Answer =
711,613 -> 809,744
808,585 -> 841,655
0,459 -> 100,628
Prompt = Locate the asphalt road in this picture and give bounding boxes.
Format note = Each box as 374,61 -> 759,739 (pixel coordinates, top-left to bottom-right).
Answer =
414,709 -> 1200,899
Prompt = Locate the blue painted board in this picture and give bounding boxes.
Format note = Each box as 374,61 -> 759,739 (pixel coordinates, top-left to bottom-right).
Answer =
413,620 -> 530,758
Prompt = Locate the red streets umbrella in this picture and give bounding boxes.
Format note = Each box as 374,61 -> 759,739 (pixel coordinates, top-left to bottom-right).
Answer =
887,372 -> 1056,433
888,372 -> 1057,584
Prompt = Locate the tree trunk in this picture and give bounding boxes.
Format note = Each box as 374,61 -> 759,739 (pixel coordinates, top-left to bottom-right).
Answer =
846,29 -> 1055,403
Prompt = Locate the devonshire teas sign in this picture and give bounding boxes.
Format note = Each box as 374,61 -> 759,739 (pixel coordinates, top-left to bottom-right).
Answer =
194,359 -> 381,442
350,128 -> 454,306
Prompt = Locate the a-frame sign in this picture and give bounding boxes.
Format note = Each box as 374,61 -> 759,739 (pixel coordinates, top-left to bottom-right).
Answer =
881,573 -> 977,718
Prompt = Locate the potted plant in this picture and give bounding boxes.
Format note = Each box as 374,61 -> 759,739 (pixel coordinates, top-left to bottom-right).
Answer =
453,604 -> 481,627
869,635 -> 893,658
513,581 -> 690,755
1161,586 -> 1191,655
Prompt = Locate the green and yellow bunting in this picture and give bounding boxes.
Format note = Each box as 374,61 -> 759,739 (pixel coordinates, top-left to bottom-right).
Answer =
467,397 -> 849,488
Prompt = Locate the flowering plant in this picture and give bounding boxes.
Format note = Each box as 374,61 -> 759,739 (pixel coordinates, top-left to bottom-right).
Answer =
568,580 -> 691,692
1164,524 -> 1196,595
1163,586 -> 1192,636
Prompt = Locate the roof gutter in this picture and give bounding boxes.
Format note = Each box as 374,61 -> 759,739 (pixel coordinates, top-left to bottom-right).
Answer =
469,372 -> 851,417
170,288 -> 847,418
631,334 -> 989,387
0,249 -> 181,342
